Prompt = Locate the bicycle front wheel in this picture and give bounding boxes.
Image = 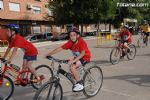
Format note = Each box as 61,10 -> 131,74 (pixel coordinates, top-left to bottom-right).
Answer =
127,44 -> 136,60
83,66 -> 103,97
30,65 -> 53,89
110,47 -> 121,64
33,81 -> 63,100
0,76 -> 14,100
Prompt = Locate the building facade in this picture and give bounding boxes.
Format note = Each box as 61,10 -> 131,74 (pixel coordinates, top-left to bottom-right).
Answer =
0,0 -> 53,36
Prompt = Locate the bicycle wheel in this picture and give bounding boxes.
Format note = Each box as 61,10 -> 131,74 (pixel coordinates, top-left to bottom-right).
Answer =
0,76 -> 14,100
33,81 -> 63,100
127,44 -> 136,60
83,66 -> 103,97
30,65 -> 53,89
110,47 -> 121,64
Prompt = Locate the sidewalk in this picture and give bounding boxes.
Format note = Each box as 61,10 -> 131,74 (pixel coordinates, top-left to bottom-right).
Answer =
0,36 -> 96,52
0,35 -> 139,52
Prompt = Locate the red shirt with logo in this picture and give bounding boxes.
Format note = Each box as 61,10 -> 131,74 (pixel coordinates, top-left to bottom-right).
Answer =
61,37 -> 91,62
9,34 -> 38,56
119,31 -> 132,43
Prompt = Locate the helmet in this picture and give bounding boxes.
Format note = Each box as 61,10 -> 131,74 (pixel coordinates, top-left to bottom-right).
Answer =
68,27 -> 80,35
6,24 -> 20,33
68,27 -> 80,43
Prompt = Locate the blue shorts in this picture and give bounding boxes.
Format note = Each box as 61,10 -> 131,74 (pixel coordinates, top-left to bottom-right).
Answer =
79,58 -> 89,66
23,55 -> 37,61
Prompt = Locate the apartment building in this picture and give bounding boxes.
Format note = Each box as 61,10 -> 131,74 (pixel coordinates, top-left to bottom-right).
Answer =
0,0 -> 53,36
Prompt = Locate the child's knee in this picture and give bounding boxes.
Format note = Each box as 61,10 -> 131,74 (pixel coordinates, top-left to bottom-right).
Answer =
70,65 -> 79,71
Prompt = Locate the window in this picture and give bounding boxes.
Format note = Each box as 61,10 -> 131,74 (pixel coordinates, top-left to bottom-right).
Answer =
37,34 -> 43,40
56,26 -> 61,33
30,36 -> 37,41
33,26 -> 40,33
32,6 -> 41,14
9,2 -> 20,12
0,0 -> 4,10
48,10 -> 53,16
45,26 -> 51,33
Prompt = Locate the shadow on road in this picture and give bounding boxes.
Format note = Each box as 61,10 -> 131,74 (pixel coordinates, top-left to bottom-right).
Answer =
136,53 -> 150,57
93,59 -> 112,66
11,87 -> 36,100
104,74 -> 150,87
63,91 -> 88,100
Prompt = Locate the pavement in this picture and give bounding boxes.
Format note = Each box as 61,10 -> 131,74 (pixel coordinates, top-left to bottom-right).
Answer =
1,35 -> 150,100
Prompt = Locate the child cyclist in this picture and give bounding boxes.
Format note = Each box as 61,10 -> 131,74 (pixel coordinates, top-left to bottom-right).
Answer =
118,25 -> 132,57
2,24 -> 41,84
46,27 -> 91,92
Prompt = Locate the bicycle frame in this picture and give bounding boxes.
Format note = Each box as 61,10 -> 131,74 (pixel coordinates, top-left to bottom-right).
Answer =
51,63 -> 76,86
0,63 -> 32,85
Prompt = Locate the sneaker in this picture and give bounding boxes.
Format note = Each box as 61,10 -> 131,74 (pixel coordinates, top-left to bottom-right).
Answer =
73,83 -> 84,92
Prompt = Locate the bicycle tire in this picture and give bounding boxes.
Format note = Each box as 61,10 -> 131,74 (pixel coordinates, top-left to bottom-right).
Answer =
0,76 -> 14,100
110,47 -> 121,64
33,81 -> 63,100
30,65 -> 53,89
83,66 -> 103,97
127,44 -> 136,60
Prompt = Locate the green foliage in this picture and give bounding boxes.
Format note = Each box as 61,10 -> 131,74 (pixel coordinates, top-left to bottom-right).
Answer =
48,0 -> 150,28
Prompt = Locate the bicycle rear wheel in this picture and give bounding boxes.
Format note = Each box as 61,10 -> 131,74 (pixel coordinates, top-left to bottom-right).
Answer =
110,47 -> 121,64
83,66 -> 103,97
30,65 -> 53,89
0,76 -> 14,100
127,44 -> 136,60
33,81 -> 63,100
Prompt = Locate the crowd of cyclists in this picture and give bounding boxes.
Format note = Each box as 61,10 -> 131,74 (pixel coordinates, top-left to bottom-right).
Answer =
0,20 -> 150,99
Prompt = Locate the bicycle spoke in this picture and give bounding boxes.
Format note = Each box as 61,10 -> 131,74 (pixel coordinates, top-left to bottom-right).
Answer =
83,66 -> 103,97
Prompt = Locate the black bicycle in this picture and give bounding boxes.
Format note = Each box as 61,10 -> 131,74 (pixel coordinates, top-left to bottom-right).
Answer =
110,39 -> 136,64
33,56 -> 103,100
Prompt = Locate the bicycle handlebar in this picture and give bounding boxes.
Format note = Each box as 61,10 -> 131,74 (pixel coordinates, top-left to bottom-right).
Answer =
46,56 -> 69,64
113,38 -> 121,41
0,58 -> 7,63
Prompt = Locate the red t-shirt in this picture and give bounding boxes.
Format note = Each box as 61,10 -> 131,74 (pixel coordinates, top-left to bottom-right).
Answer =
9,34 -> 38,56
61,37 -> 91,62
119,31 -> 132,43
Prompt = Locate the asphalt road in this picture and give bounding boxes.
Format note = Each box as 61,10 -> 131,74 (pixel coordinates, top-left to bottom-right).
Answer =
1,36 -> 150,100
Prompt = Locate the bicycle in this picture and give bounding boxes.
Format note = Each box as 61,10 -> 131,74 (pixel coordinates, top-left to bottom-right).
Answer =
34,56 -> 103,100
137,31 -> 148,47
110,39 -> 136,65
0,58 -> 53,100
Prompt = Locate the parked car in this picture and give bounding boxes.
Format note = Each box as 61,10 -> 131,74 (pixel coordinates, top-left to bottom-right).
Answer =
25,34 -> 44,43
51,32 -> 69,41
58,32 -> 69,40
25,32 -> 54,42
85,31 -> 97,36
43,32 -> 53,41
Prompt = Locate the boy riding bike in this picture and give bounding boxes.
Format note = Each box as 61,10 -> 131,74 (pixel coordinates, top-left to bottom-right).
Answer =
2,24 -> 41,84
46,27 -> 91,92
118,25 -> 132,58
140,20 -> 150,46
